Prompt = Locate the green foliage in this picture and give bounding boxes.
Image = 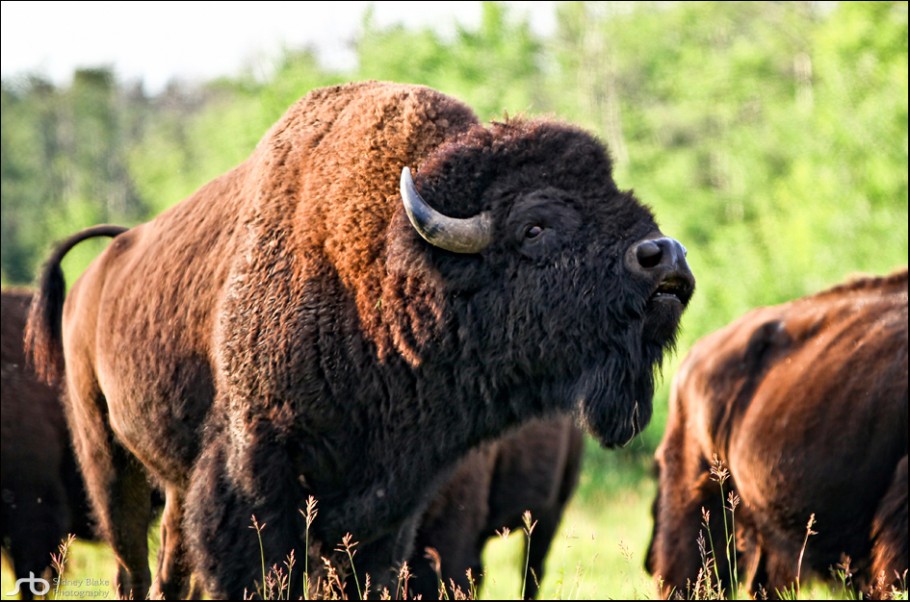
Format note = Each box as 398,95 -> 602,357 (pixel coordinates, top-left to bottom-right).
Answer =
1,69 -> 148,282
356,2 -> 546,120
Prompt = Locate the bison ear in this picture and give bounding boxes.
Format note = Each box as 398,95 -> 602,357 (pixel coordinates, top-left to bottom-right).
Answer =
400,167 -> 494,254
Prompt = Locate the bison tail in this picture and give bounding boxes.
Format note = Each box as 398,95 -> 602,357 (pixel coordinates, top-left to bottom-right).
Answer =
25,224 -> 129,384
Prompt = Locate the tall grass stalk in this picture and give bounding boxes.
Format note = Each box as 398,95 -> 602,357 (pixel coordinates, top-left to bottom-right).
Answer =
777,513 -> 819,599
794,513 -> 817,598
50,534 -> 75,600
520,510 -> 538,600
250,515 -> 268,599
465,567 -> 478,600
725,489 -> 741,596
300,496 -> 318,599
283,550 -> 297,600
710,455 -> 739,597
336,533 -> 362,600
395,561 -> 412,600
700,507 -> 723,597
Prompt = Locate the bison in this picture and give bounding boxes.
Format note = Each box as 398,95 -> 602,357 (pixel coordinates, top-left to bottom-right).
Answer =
646,270 -> 908,599
1,290 -> 93,599
408,417 -> 584,599
27,81 -> 694,598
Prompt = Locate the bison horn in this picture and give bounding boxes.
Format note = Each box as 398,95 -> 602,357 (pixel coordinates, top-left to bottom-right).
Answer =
400,167 -> 493,254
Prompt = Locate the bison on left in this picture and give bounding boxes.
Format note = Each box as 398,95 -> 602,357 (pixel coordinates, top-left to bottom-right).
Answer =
25,82 -> 694,599
2,289 -> 92,599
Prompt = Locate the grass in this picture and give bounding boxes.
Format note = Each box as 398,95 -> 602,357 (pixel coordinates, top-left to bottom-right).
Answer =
1,449 -> 906,600
480,463 -> 658,600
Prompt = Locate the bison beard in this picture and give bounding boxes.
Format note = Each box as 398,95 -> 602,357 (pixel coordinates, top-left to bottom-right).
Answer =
25,82 -> 693,598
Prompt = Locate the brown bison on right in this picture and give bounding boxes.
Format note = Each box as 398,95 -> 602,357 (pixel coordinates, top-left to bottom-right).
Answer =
647,270 -> 908,599
28,81 -> 694,598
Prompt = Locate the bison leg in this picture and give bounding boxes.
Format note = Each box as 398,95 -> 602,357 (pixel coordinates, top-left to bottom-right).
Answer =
647,457 -> 734,599
185,436 -> 306,599
78,441 -> 153,599
868,455 -> 908,599
522,508 -> 561,599
408,484 -> 488,598
150,486 -> 195,599
104,444 -> 154,599
523,434 -> 583,600
5,484 -> 69,600
738,543 -> 784,599
63,377 -> 152,599
341,512 -> 424,598
408,515 -> 483,599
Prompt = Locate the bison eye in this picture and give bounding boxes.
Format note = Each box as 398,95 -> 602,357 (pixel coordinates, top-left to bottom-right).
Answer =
525,225 -> 544,239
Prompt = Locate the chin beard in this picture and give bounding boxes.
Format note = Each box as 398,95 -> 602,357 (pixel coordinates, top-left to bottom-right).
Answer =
571,324 -> 677,448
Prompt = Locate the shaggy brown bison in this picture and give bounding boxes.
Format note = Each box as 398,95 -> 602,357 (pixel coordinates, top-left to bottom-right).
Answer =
1,290 -> 93,599
28,81 -> 694,598
646,270 -> 908,599
408,417 -> 584,599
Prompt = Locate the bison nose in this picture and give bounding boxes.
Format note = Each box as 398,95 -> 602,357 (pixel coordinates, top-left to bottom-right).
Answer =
632,237 -> 684,270
626,236 -> 695,304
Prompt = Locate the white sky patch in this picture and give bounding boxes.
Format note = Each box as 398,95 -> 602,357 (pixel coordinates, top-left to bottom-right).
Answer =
1,1 -> 556,93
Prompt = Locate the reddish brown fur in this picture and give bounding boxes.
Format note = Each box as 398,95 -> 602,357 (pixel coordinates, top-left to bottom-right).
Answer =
647,270 -> 908,598
1,290 -> 92,599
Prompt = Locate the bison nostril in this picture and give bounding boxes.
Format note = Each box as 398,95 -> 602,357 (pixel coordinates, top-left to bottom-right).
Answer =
636,240 -> 663,269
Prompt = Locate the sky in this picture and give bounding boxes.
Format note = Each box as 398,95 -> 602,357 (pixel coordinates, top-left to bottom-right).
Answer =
1,1 -> 557,93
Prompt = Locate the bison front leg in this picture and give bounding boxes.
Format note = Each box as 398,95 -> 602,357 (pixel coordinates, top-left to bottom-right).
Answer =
522,505 -> 564,599
185,435 -> 306,599
353,513 -> 425,598
868,455 -> 908,599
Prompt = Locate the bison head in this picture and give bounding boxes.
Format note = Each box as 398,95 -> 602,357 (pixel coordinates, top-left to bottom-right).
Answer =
388,118 -> 694,448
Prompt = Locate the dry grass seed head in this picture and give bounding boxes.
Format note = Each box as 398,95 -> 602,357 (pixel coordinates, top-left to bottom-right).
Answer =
709,454 -> 730,485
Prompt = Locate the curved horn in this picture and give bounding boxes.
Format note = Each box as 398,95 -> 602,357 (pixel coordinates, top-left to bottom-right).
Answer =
400,167 -> 494,254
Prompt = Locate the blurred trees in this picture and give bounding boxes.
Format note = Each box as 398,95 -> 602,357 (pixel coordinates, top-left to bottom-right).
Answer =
1,2 -> 906,440
2,69 -> 149,281
356,2 -> 545,119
